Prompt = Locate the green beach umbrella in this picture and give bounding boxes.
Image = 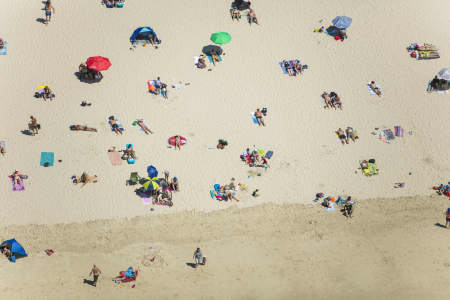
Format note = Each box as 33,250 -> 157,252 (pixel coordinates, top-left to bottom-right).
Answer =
210,32 -> 231,45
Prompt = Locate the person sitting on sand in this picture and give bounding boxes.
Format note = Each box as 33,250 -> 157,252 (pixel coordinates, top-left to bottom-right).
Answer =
29,116 -> 39,135
122,144 -> 137,160
11,170 -> 24,185
73,172 -> 98,186
248,9 -> 259,25
336,128 -> 347,145
108,117 -> 122,135
321,92 -> 333,109
42,86 -> 55,101
137,119 -> 153,134
211,50 -> 220,66
197,55 -> 207,69
2,247 -> 11,259
70,125 -> 97,132
174,135 -> 181,150
254,109 -> 265,126
170,176 -> 179,191
346,127 -> 358,143
0,38 -> 4,50
231,7 -> 241,21
330,92 -> 342,109
225,189 -> 239,201
283,60 -> 294,76
293,61 -> 303,75
369,81 -> 382,96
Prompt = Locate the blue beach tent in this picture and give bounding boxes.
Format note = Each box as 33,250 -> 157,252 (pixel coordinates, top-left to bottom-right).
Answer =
0,239 -> 28,263
130,27 -> 161,44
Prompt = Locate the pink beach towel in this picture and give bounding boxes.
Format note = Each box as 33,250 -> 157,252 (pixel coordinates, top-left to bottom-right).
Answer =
107,151 -> 123,166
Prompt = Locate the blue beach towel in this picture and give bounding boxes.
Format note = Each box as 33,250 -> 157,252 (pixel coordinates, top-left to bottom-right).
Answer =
207,55 -> 222,63
265,150 -> 274,159
107,118 -> 124,132
0,42 -> 7,55
40,152 -> 54,167
251,112 -> 258,124
279,62 -> 288,74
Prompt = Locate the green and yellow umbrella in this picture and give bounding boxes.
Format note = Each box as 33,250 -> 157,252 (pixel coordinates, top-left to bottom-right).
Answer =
210,32 -> 231,45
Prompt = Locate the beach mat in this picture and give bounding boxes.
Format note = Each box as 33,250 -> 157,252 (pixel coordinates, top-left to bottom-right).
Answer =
207,55 -> 222,63
11,178 -> 25,192
0,42 -> 7,55
40,152 -> 54,167
367,83 -> 381,95
107,151 -> 123,166
251,112 -> 258,124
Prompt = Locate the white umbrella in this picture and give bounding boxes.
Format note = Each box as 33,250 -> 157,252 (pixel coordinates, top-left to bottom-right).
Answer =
437,68 -> 450,81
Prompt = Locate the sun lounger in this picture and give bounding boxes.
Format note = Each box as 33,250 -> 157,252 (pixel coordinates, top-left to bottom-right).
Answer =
0,42 -> 7,55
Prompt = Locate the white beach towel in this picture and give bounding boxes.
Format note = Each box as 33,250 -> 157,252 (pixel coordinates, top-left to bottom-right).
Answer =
194,56 -> 200,66
367,83 -> 381,95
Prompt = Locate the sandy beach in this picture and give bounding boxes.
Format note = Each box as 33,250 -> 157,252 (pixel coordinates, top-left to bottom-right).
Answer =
0,0 -> 450,298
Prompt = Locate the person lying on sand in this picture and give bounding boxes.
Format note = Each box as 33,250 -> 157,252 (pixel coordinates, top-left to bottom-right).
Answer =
346,127 -> 358,143
369,81 -> 382,96
136,119 -> 153,134
330,92 -> 342,109
174,135 -> 181,150
231,7 -> 241,21
11,170 -> 24,185
283,60 -> 294,76
70,125 -> 97,132
122,144 -> 137,160
73,172 -> 98,186
0,143 -> 5,156
321,92 -> 333,109
108,117 -> 123,135
248,9 -> 259,25
293,61 -> 303,75
254,109 -> 265,126
336,128 -> 348,145
0,38 -> 4,49
211,50 -> 220,66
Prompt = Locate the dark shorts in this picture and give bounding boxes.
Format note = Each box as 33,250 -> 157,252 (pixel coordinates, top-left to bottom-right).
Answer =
93,275 -> 99,282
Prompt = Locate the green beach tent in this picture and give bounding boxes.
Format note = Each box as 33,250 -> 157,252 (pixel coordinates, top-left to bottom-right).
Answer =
210,32 -> 231,45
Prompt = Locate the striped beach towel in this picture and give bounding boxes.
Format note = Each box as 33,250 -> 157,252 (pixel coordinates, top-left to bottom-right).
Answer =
394,126 -> 404,137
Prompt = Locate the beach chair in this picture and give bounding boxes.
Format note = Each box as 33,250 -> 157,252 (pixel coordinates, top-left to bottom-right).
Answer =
127,172 -> 140,185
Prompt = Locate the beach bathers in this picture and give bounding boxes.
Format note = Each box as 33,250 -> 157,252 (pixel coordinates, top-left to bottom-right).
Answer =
112,124 -> 119,129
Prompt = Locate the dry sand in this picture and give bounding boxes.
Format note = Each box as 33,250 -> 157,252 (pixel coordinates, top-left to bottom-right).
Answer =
0,0 -> 450,299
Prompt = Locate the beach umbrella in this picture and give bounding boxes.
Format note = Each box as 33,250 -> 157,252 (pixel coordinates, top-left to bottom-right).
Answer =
210,32 -> 231,45
332,16 -> 352,29
86,56 -> 111,71
202,45 -> 223,56
147,165 -> 158,178
36,84 -> 50,93
141,176 -> 160,192
437,68 -> 450,81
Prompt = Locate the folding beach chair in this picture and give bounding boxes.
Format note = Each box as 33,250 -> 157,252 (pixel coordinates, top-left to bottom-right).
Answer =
127,172 -> 140,185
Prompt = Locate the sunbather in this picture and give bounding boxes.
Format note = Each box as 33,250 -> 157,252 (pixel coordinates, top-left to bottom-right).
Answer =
70,125 -> 97,132
122,145 -> 137,160
254,109 -> 265,126
283,60 -> 294,76
321,92 -> 333,109
346,127 -> 358,142
2,247 -> 11,259
217,139 -> 228,149
369,81 -> 381,96
248,9 -> 259,25
42,86 -> 55,101
137,119 -> 153,134
231,7 -> 241,21
174,135 -> 181,150
336,128 -> 348,145
29,116 -> 39,135
73,172 -> 98,186
0,39 -> 4,49
0,143 -> 5,155
293,61 -> 303,75
108,117 -> 123,135
211,50 -> 220,66
330,92 -> 342,109
197,55 -> 206,69
11,170 -> 24,185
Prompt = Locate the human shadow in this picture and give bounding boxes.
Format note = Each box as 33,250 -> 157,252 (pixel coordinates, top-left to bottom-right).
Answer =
83,279 -> 96,286
186,263 -> 197,269
74,72 -> 103,84
21,130 -> 33,136
435,223 -> 447,229
36,18 -> 46,24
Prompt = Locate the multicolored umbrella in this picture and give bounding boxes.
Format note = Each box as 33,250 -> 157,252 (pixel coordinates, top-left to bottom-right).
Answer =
142,176 -> 160,192
86,56 -> 111,71
210,32 -> 231,45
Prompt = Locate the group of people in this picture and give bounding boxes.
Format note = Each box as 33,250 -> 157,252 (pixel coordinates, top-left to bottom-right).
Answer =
240,148 -> 269,168
213,179 -> 240,202
428,76 -> 449,92
230,1 -> 258,25
336,127 -> 358,145
150,77 -> 168,99
35,86 -> 55,101
321,91 -> 342,109
103,0 -> 125,8
283,60 -> 305,77
322,195 -> 354,218
78,63 -> 103,82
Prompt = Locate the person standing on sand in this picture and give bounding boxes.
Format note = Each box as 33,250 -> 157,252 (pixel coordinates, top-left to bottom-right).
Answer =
193,248 -> 203,267
444,208 -> 450,229
29,116 -> 39,135
89,265 -> 101,287
44,1 -> 55,25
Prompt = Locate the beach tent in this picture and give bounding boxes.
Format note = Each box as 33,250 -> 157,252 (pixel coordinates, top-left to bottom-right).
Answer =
130,27 -> 160,44
437,68 -> 450,81
332,16 -> 352,29
0,239 -> 28,263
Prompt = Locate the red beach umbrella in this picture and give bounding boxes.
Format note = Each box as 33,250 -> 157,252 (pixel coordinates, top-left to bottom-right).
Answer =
86,56 -> 111,71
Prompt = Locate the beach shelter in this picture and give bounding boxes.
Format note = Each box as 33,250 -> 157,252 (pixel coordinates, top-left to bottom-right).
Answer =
141,176 -> 160,192
332,16 -> 352,29
130,27 -> 160,44
437,68 -> 450,81
147,165 -> 158,178
86,56 -> 111,71
210,32 -> 231,45
202,45 -> 223,56
0,239 -> 28,263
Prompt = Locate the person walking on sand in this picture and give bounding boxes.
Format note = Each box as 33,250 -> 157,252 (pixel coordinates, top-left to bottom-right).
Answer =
445,208 -> 450,229
44,1 -> 55,25
193,248 -> 203,267
29,116 -> 39,135
89,265 -> 101,287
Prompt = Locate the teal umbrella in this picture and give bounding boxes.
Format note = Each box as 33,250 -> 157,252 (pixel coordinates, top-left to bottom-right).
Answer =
210,32 -> 231,45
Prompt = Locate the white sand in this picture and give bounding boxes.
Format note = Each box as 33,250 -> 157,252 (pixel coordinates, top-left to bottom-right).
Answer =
0,1 -> 449,227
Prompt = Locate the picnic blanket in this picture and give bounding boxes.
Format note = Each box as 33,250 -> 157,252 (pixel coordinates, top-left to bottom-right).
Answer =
107,151 -> 123,166
367,83 -> 381,95
107,118 -> 124,132
11,178 -> 25,191
40,152 -> 54,167
0,42 -> 7,55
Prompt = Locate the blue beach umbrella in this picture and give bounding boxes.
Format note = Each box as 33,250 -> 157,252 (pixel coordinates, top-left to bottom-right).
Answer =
147,165 -> 158,178
332,16 -> 352,29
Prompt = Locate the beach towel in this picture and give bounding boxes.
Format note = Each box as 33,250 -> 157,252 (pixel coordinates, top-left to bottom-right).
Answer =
0,42 -> 7,55
142,197 -> 151,205
394,126 -> 404,137
194,56 -> 200,66
40,152 -> 54,167
207,55 -> 222,63
107,151 -> 122,166
107,118 -> 124,132
265,150 -> 274,159
251,112 -> 258,124
11,178 -> 25,192
367,83 -> 381,95
383,129 -> 395,140
279,62 -> 289,74
326,202 -> 335,212
0,141 -> 5,152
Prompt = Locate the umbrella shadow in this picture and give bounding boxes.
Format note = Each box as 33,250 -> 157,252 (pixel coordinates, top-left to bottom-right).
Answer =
36,18 -> 46,24
74,72 -> 101,84
186,263 -> 197,269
